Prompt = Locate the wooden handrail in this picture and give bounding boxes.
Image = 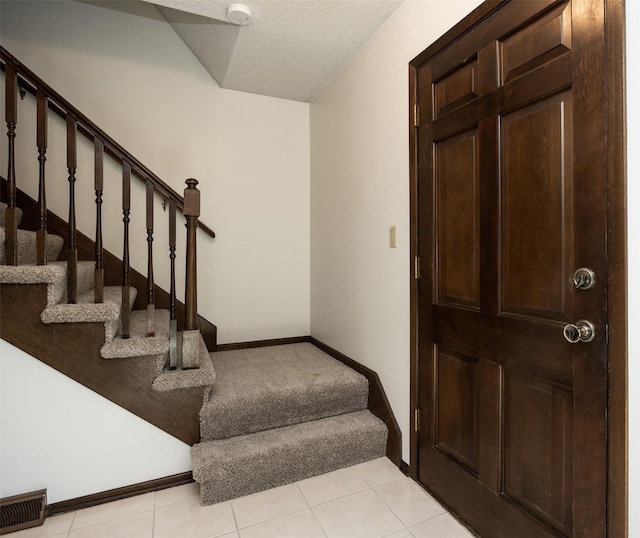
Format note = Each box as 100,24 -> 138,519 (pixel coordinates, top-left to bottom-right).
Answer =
0,47 -> 215,238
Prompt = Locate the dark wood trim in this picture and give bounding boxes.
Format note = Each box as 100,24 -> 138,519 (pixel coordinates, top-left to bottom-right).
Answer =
1,179 -> 217,350
408,62 -> 419,482
47,472 -> 193,516
0,47 -> 214,238
310,338 -> 402,467
214,335 -> 310,352
1,284 -> 204,445
399,460 -> 410,476
604,0 -> 628,535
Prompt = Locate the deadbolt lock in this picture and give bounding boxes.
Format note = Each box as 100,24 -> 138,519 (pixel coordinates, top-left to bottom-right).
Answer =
573,267 -> 596,290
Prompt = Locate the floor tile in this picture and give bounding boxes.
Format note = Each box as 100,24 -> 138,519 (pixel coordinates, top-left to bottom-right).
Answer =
70,493 -> 154,530
409,513 -> 475,537
353,457 -> 405,487
154,497 -> 236,538
231,483 -> 308,529
239,509 -> 325,538
8,512 -> 75,537
375,477 -> 445,526
155,482 -> 199,508
312,489 -> 404,538
382,531 -> 414,538
68,510 -> 153,538
218,533 -> 240,538
297,466 -> 369,506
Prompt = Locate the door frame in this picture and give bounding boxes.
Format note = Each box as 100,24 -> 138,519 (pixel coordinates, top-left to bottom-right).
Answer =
408,1 -> 627,535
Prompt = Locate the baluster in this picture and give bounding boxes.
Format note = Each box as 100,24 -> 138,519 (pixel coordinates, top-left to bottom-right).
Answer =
146,180 -> 155,337
66,116 -> 78,303
4,64 -> 18,265
121,161 -> 131,339
36,89 -> 48,265
182,178 -> 200,369
169,200 -> 177,370
94,139 -> 104,303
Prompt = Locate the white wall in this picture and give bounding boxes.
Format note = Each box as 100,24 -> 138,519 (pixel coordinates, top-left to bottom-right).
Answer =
310,0 -> 483,462
626,1 -> 639,535
0,0 -> 311,344
0,340 -> 191,503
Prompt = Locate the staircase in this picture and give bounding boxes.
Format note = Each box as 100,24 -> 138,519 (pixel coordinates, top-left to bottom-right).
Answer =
0,47 -> 390,508
0,199 -> 388,505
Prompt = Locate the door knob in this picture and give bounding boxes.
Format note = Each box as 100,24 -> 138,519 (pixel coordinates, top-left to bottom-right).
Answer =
562,320 -> 596,343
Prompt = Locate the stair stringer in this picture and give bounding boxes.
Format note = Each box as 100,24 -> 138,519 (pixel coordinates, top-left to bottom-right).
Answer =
0,282 -> 204,445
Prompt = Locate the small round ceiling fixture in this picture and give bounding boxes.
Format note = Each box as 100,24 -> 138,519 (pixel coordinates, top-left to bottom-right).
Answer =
227,4 -> 253,26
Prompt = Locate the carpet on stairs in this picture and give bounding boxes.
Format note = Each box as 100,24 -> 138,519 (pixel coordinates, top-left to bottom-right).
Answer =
192,343 -> 388,504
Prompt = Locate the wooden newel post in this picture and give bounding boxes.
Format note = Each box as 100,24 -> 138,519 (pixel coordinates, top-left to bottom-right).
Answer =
182,178 -> 200,369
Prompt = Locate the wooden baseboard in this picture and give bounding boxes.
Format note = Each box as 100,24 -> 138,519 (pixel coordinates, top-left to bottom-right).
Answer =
47,472 -> 194,516
309,338 -> 403,467
214,336 -> 310,352
43,337 -> 404,515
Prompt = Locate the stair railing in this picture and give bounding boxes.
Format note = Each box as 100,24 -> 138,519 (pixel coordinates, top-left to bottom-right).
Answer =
1,47 -> 213,370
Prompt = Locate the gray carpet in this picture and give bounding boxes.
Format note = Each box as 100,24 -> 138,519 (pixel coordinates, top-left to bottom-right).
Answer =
192,343 -> 388,505
101,309 -> 170,359
0,227 -> 64,265
0,202 -> 23,226
152,331 -> 217,391
192,410 -> 387,504
200,343 -> 369,440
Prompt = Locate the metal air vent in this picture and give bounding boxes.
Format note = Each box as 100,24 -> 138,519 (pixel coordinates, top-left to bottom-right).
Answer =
0,489 -> 47,535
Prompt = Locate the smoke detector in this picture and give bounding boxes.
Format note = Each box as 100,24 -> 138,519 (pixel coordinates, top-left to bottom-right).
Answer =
227,4 -> 253,26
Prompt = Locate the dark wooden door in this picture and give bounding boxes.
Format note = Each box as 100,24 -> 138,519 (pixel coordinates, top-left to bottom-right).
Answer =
411,1 -> 608,536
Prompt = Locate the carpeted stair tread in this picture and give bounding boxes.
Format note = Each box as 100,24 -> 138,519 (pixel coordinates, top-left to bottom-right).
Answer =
0,202 -> 23,227
199,343 -> 369,441
41,286 -> 137,342
192,409 -> 387,504
152,331 -> 217,391
0,261 -> 96,306
101,309 -> 170,359
0,226 -> 64,265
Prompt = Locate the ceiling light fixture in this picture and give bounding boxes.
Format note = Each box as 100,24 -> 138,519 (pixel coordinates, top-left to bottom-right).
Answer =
227,4 -> 253,26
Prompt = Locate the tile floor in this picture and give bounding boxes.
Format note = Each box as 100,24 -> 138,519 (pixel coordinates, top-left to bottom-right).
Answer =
11,458 -> 474,538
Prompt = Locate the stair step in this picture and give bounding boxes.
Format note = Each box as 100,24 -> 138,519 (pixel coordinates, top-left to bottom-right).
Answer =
0,261 -> 97,306
101,309 -> 170,359
199,343 -> 369,441
0,227 -> 64,264
41,286 -> 137,342
152,331 -> 217,391
0,202 -> 23,227
192,410 -> 387,505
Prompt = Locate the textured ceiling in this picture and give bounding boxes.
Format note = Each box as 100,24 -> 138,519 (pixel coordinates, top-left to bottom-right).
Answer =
141,0 -> 404,102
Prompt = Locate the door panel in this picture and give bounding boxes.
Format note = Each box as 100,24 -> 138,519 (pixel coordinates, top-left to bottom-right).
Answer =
501,92 -> 573,320
412,1 -> 607,536
434,348 -> 479,473
435,130 -> 480,308
501,3 -> 572,84
503,370 -> 573,533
